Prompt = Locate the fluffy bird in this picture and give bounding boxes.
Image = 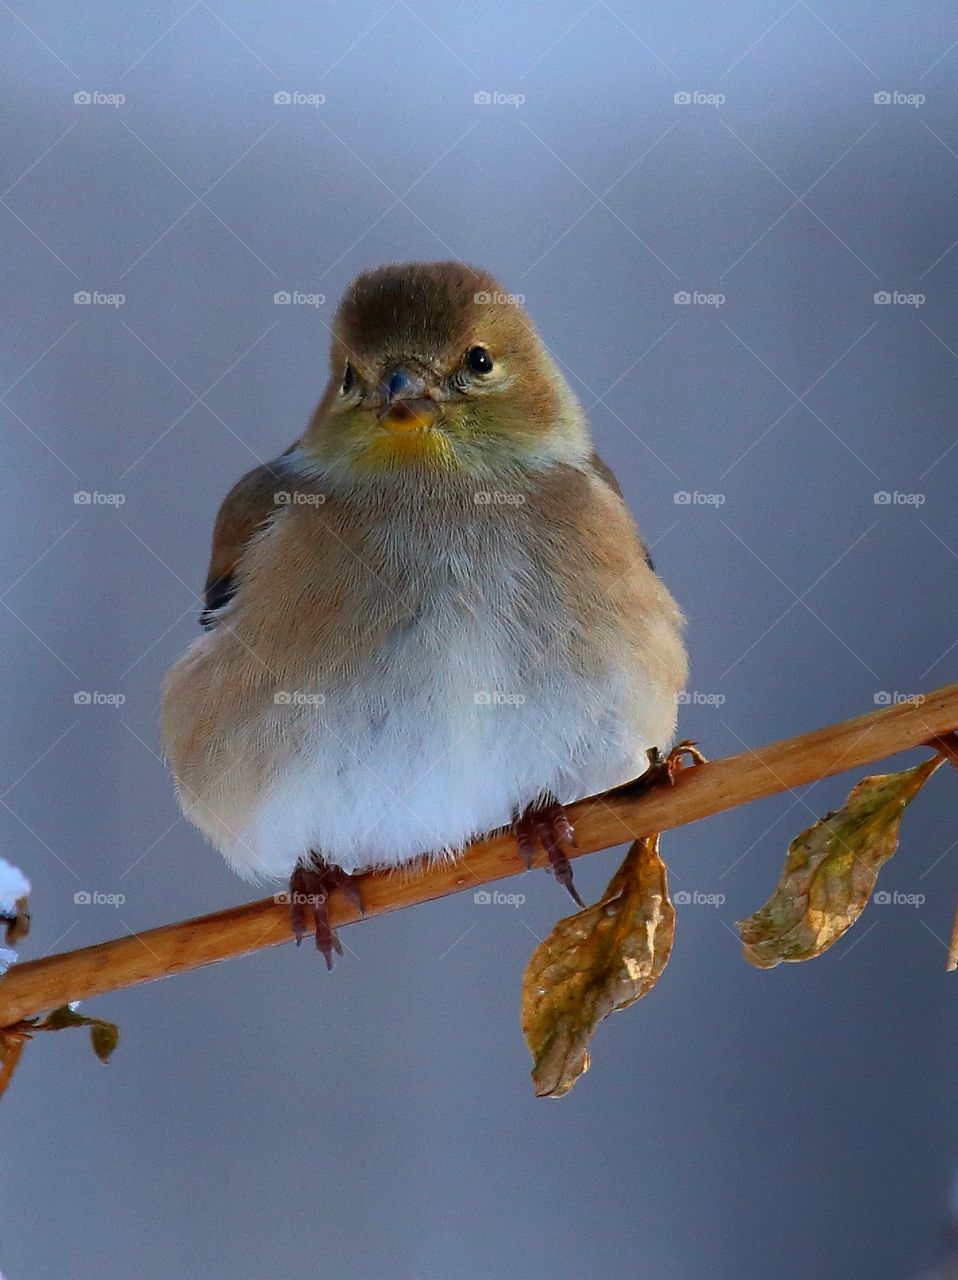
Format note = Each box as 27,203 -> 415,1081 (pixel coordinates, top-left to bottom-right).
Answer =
162,262 -> 687,964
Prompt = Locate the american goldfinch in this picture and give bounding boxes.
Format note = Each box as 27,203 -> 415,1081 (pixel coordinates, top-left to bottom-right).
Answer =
162,262 -> 687,965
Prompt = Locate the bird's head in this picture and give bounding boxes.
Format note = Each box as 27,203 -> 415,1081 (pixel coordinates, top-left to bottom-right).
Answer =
302,262 -> 587,476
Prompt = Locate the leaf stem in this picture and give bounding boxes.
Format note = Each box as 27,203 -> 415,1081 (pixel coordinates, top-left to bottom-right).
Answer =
927,731 -> 958,776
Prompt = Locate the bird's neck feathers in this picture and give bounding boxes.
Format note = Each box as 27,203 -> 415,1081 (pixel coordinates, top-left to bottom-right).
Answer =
297,378 -> 593,498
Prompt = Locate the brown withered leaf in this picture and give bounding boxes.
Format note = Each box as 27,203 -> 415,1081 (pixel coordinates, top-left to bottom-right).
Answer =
0,1004 -> 120,1102
2,894 -> 30,946
737,756 -> 941,969
89,1019 -> 119,1064
35,1005 -> 120,1064
521,834 -> 675,1098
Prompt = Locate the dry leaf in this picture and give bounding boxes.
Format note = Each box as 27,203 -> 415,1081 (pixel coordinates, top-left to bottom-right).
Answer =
521,834 -> 675,1098
34,1005 -> 120,1064
2,895 -> 30,947
89,1020 -> 119,1064
737,756 -> 941,969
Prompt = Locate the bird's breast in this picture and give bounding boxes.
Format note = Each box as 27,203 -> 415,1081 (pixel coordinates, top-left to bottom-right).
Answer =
164,478 -> 683,878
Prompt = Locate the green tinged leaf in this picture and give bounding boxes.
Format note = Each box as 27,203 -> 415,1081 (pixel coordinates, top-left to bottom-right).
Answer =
89,1020 -> 119,1064
737,756 -> 941,968
41,1004 -> 89,1030
521,835 -> 675,1098
35,1005 -> 120,1064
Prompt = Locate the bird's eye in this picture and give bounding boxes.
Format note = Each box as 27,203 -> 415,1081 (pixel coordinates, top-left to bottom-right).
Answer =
341,363 -> 355,394
466,346 -> 493,375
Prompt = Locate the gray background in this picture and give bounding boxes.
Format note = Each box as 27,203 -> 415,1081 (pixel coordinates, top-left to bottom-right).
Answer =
2,2 -> 958,1277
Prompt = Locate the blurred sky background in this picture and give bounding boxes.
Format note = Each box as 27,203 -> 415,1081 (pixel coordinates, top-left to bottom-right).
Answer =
2,2 -> 958,1277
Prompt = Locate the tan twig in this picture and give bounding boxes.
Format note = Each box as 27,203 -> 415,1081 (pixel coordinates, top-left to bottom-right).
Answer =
0,680 -> 956,1028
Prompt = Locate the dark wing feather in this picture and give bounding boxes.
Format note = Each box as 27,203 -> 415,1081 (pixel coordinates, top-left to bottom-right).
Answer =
200,447 -> 297,628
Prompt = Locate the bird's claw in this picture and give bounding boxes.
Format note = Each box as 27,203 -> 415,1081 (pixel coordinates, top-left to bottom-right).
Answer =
288,857 -> 364,969
514,800 -> 585,909
618,739 -> 709,798
651,739 -> 709,786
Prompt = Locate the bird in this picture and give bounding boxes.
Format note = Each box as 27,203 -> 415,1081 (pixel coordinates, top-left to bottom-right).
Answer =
161,261 -> 688,966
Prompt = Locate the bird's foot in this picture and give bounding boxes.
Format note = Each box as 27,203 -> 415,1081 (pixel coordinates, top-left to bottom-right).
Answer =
288,856 -> 364,969
624,739 -> 709,796
514,799 -> 585,909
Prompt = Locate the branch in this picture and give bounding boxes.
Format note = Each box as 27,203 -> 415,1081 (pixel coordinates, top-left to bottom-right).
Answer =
1,680 -> 956,1027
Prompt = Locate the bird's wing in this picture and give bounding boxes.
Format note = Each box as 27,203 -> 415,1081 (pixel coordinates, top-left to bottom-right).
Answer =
201,449 -> 296,628
587,449 -> 655,571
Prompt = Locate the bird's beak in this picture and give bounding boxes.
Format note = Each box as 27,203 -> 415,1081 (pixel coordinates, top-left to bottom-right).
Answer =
377,365 -> 441,433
